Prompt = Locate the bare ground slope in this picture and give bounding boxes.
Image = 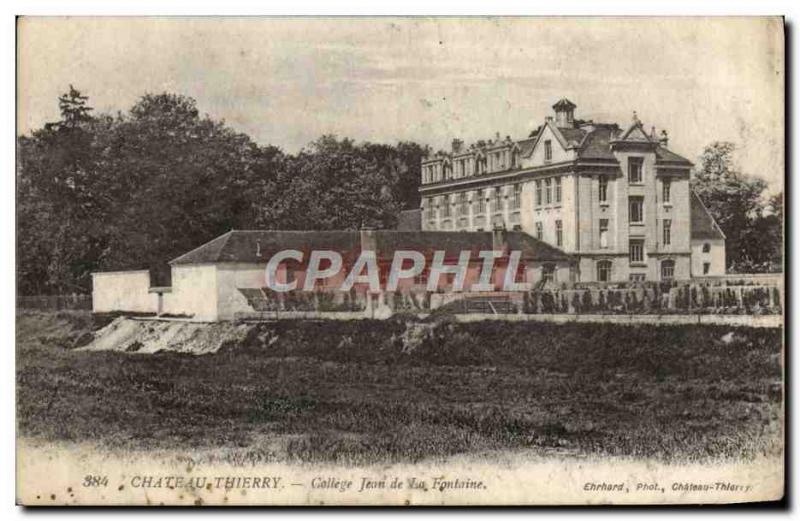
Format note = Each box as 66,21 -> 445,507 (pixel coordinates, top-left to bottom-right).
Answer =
16,311 -> 783,466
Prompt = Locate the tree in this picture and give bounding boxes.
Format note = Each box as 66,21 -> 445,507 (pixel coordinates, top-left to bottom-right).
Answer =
257,136 -> 402,230
17,89 -> 431,295
691,142 -> 775,271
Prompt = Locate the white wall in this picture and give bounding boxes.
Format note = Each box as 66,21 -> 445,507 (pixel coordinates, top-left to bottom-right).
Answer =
92,270 -> 154,313
163,264 -> 219,321
691,239 -> 726,277
216,263 -> 268,320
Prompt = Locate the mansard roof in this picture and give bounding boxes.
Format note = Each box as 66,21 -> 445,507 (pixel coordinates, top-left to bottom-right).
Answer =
557,127 -> 588,146
517,137 -> 536,156
575,125 -> 618,160
655,146 -> 693,166
171,230 -> 575,265
427,106 -> 692,170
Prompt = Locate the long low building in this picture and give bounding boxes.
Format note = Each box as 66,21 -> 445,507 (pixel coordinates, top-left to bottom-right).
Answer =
92,228 -> 575,321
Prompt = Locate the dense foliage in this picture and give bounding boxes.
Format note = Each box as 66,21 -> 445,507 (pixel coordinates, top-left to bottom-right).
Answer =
18,88 -> 783,294
17,88 -> 427,294
692,142 -> 783,272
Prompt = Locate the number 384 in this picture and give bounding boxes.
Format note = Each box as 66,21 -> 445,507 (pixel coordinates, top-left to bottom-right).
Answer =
82,475 -> 108,487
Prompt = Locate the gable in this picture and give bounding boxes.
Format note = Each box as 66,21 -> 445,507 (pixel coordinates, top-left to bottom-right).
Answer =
620,123 -> 652,142
522,123 -> 574,167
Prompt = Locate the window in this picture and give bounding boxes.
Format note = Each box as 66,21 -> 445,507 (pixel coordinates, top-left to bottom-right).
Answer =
424,197 -> 434,220
555,220 -> 563,247
545,178 -> 552,204
555,177 -> 562,203
512,184 -> 521,209
458,192 -> 469,216
535,222 -> 543,240
702,243 -> 711,253
443,162 -> 452,180
544,140 -> 552,161
475,189 -> 485,214
596,260 -> 612,282
442,195 -> 451,217
599,177 -> 608,202
663,219 -> 672,246
628,157 -> 643,183
703,262 -> 711,275
663,179 -> 671,203
476,156 -> 486,174
535,180 -> 542,206
629,196 -> 644,223
511,149 -> 518,168
661,259 -> 675,281
494,187 -> 503,213
542,263 -> 556,283
599,219 -> 609,249
629,239 -> 644,264
629,273 -> 646,282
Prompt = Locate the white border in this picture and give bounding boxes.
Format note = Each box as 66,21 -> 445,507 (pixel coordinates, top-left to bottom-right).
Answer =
3,3 -> 796,520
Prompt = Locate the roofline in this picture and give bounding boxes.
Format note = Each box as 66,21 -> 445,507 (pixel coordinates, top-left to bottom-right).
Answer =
169,230 -> 234,265
92,269 -> 151,276
525,119 -> 574,159
691,190 -> 727,240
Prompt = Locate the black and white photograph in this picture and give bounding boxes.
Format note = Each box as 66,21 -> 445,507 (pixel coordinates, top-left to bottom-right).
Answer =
14,16 -> 785,506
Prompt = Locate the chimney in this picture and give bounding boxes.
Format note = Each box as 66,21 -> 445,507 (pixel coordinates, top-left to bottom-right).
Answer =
491,223 -> 508,254
360,224 -> 377,254
552,98 -> 576,128
659,130 -> 669,147
451,138 -> 463,153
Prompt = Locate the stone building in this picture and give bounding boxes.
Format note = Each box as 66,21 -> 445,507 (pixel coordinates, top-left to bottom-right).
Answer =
419,99 -> 726,281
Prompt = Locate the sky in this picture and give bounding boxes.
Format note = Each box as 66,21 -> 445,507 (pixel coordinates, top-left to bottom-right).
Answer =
17,17 -> 784,192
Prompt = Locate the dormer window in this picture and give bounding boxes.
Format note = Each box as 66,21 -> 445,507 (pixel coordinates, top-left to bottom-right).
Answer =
628,157 -> 643,184
544,140 -> 553,161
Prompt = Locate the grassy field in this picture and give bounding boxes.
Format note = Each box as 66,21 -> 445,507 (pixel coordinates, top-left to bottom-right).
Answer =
16,310 -> 783,466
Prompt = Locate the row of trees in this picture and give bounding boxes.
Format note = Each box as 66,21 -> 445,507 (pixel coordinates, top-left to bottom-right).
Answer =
17,87 -> 783,295
17,87 -> 427,294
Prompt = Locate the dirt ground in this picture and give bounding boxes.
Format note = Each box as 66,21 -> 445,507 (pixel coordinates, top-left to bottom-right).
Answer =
16,310 -> 784,466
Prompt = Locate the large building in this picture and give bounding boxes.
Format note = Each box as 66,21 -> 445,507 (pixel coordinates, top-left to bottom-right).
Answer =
418,99 -> 725,282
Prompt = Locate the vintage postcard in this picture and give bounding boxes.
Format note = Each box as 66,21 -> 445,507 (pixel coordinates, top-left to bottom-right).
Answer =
16,16 -> 785,506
